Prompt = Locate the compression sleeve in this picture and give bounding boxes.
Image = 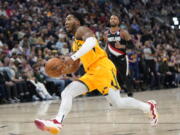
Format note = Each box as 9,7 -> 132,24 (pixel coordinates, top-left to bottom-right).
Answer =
71,37 -> 97,61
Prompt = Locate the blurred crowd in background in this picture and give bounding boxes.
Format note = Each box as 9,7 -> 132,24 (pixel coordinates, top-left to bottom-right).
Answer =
0,0 -> 179,104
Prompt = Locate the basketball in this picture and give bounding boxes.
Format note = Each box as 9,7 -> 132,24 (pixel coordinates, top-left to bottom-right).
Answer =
45,58 -> 64,78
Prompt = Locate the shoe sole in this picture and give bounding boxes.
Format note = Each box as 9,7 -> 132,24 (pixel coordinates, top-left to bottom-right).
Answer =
34,120 -> 60,134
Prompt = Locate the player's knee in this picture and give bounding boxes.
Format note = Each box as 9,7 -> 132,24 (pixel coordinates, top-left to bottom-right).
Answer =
109,97 -> 125,107
61,81 -> 87,99
107,97 -> 119,107
61,83 -> 77,98
111,100 -> 119,107
61,88 -> 72,99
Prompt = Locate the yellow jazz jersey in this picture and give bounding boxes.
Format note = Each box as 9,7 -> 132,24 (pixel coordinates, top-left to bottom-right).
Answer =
72,38 -> 120,95
72,39 -> 107,72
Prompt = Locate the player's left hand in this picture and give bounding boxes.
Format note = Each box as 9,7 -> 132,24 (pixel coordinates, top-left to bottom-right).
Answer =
61,56 -> 80,74
63,56 -> 74,65
115,41 -> 125,49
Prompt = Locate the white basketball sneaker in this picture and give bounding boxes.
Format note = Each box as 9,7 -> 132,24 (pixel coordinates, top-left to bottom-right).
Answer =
34,119 -> 62,134
147,100 -> 158,126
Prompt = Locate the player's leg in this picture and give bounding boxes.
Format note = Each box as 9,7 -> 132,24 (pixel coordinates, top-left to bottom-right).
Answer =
34,81 -> 88,134
105,89 -> 158,126
105,89 -> 149,111
117,56 -> 133,97
55,81 -> 88,122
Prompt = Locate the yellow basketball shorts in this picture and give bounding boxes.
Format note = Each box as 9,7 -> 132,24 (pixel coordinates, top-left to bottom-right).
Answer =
79,57 -> 120,95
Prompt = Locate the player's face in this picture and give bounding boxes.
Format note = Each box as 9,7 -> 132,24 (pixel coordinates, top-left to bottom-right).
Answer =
65,15 -> 77,33
110,15 -> 119,27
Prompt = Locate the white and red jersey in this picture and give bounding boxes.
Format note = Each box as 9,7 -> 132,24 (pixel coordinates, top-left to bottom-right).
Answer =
105,29 -> 127,57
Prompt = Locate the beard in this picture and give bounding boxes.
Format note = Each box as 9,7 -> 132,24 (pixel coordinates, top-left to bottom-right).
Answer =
110,23 -> 118,27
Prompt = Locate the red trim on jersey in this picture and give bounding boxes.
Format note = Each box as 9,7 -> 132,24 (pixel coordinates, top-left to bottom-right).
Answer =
108,44 -> 126,55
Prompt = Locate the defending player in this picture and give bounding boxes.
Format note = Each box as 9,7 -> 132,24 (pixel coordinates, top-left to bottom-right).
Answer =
104,15 -> 134,97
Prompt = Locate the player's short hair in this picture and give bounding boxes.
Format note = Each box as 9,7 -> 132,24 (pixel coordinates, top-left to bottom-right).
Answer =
110,14 -> 120,19
70,12 -> 85,25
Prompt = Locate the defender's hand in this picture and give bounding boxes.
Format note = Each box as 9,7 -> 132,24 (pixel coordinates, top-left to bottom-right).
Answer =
115,41 -> 125,49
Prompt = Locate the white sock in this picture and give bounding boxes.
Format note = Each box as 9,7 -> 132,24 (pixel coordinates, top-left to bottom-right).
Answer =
55,81 -> 88,123
105,89 -> 150,113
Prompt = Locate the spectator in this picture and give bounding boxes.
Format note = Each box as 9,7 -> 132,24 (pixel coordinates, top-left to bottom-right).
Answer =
143,40 -> 158,89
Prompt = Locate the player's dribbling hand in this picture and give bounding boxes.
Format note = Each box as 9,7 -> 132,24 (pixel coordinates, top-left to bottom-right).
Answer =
63,56 -> 75,65
60,56 -> 80,74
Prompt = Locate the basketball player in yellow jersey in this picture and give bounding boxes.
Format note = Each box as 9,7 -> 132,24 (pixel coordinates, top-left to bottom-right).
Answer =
34,13 -> 158,134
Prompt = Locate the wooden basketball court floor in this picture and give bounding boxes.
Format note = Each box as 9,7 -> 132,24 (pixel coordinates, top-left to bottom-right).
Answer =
0,88 -> 180,135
